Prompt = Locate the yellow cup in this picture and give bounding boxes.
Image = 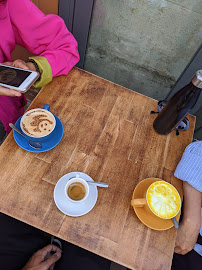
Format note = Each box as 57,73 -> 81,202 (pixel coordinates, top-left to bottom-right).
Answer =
131,180 -> 181,220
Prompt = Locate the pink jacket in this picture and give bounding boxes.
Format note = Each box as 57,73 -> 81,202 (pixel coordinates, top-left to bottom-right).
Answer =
0,0 -> 79,133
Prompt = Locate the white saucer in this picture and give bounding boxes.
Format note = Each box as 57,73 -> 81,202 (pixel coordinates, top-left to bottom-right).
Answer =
54,172 -> 98,217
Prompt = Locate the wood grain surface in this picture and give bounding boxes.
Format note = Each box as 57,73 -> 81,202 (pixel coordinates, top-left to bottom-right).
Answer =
0,68 -> 195,270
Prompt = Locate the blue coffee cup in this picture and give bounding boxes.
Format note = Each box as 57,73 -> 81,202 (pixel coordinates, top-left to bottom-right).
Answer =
20,104 -> 56,142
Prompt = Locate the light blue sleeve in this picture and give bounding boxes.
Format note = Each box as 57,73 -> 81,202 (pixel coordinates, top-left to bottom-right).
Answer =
174,141 -> 202,192
175,141 -> 202,257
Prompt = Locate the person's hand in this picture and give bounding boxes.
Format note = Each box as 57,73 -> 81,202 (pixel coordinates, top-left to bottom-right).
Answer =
22,244 -> 62,270
0,85 -> 22,97
0,59 -> 37,97
174,182 -> 202,255
174,219 -> 200,255
4,59 -> 36,72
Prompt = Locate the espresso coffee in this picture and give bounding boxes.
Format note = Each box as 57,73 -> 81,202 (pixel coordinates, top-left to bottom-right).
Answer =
67,182 -> 86,201
21,109 -> 55,137
147,181 -> 181,219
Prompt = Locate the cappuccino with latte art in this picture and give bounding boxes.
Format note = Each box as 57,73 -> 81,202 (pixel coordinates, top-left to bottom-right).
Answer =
146,181 -> 181,219
21,108 -> 55,137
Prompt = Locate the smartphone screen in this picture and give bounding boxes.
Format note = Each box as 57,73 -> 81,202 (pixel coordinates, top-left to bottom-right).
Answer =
0,64 -> 39,92
0,65 -> 32,87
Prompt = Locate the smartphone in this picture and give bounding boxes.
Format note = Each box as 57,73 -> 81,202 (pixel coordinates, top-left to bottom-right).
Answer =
0,64 -> 39,93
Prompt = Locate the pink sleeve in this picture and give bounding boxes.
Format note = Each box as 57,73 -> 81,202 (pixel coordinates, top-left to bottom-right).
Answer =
8,0 -> 80,76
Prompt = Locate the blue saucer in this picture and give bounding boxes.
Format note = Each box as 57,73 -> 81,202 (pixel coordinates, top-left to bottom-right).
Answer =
13,115 -> 63,153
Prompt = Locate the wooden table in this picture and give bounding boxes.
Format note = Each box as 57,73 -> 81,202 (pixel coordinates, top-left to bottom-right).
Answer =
0,68 -> 195,270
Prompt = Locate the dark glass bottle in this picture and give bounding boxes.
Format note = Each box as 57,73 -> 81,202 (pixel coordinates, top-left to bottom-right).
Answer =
153,70 -> 202,135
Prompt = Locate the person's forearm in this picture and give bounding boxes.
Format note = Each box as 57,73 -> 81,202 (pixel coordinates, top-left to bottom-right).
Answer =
182,181 -> 201,230
174,181 -> 201,254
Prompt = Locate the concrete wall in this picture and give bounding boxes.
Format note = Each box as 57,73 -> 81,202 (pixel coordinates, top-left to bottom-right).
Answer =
84,0 -> 202,100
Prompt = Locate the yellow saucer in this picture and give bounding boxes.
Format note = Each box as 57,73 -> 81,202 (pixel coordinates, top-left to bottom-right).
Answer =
132,178 -> 181,231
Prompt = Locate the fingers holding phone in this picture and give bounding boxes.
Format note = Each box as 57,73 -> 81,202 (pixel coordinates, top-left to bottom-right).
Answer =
3,60 -> 35,71
13,59 -> 37,72
0,63 -> 39,93
0,85 -> 22,97
2,61 -> 13,67
0,61 -> 23,96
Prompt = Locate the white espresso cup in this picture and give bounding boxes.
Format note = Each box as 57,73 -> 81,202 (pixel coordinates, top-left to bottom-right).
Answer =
65,177 -> 89,203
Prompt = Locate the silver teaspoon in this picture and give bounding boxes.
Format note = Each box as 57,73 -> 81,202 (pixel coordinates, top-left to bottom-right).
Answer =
69,176 -> 108,188
86,181 -> 108,188
9,123 -> 42,150
172,217 -> 179,229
